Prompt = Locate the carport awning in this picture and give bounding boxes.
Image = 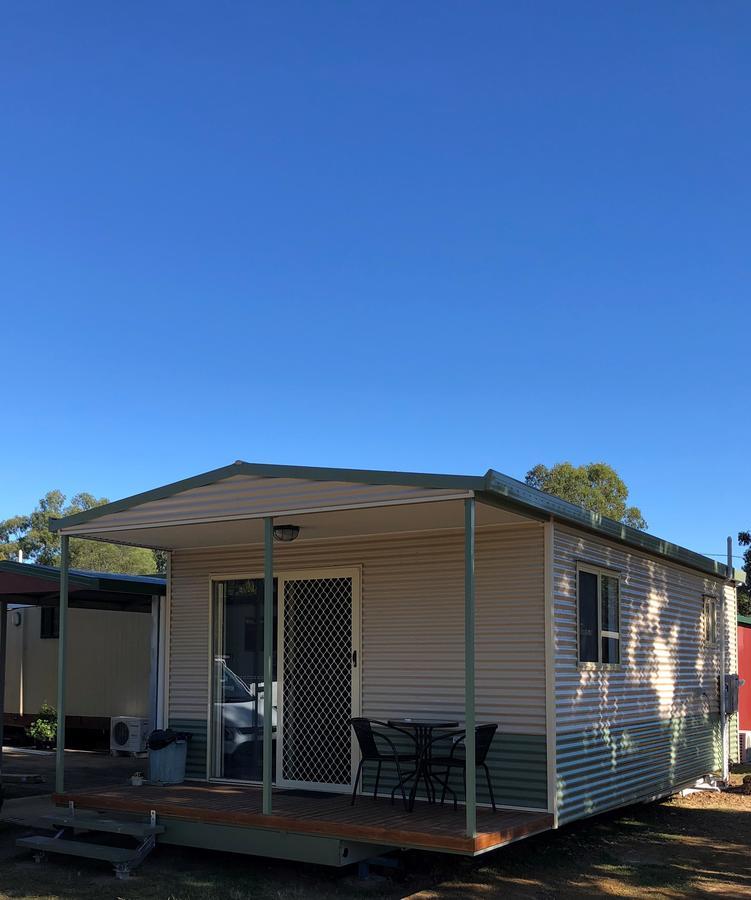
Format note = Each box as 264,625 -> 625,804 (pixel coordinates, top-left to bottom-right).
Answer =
0,560 -> 165,613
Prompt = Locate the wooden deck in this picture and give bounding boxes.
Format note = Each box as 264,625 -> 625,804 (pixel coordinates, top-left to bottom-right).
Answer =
55,783 -> 553,855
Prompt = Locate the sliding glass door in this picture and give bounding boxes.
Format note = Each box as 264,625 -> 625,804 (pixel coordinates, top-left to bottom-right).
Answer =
210,578 -> 277,781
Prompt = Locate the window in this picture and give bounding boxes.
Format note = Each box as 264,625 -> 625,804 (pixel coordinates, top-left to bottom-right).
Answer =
577,565 -> 620,664
40,606 -> 59,640
704,595 -> 718,645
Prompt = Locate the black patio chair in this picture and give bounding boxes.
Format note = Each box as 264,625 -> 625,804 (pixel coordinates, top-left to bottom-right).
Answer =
350,718 -> 418,810
427,723 -> 498,812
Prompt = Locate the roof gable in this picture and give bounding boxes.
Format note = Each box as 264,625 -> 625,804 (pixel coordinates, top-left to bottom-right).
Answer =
51,462 -> 483,534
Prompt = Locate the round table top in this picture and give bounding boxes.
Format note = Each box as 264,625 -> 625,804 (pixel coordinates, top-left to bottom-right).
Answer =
387,718 -> 459,729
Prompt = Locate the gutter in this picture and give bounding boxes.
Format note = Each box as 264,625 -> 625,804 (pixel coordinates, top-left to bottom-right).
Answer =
484,470 -> 735,581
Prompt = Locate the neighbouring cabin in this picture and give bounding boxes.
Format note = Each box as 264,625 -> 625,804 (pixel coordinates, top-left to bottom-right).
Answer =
0,561 -> 165,749
4,605 -> 151,742
739,615 -> 751,761
39,462 -> 741,869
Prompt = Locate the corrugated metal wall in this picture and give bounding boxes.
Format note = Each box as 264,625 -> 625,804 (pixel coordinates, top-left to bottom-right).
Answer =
3,606 -> 151,719
554,526 -> 736,824
168,523 -> 548,807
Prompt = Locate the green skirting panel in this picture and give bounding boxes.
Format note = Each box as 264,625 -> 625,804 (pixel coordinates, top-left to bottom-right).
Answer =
158,818 -> 393,866
556,713 -> 722,825
169,718 -> 548,810
169,719 -> 208,780
362,731 -> 548,810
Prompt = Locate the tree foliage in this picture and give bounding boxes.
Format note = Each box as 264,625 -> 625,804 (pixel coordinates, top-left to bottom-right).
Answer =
738,531 -> 751,617
525,461 -> 647,530
0,490 -> 157,575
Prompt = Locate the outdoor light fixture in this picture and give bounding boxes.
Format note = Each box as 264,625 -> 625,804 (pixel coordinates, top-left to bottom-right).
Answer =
273,524 -> 300,543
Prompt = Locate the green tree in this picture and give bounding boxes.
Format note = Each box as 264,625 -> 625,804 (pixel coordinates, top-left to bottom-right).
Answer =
153,550 -> 169,576
525,461 -> 647,530
0,490 -> 157,575
738,531 -> 751,617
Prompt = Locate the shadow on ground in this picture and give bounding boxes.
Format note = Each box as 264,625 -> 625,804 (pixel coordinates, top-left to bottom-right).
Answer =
2,748 -> 139,800
0,756 -> 749,898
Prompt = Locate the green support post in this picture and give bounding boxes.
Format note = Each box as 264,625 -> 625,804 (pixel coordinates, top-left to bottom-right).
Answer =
55,534 -> 70,794
464,497 -> 476,838
263,517 -> 274,815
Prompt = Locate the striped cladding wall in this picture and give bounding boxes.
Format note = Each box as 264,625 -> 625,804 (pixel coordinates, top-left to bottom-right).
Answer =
169,719 -> 208,780
554,526 -> 737,825
167,523 -> 548,808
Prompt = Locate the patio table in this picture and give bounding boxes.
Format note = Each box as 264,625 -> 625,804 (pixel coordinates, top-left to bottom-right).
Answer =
387,718 -> 459,811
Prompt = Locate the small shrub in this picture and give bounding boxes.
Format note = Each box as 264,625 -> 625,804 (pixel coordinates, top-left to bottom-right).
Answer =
27,702 -> 57,745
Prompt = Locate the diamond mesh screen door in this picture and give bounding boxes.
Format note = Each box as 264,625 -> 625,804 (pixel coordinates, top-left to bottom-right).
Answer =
277,571 -> 360,790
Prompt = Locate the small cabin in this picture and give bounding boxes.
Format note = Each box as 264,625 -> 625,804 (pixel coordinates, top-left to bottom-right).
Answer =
44,462 -> 741,867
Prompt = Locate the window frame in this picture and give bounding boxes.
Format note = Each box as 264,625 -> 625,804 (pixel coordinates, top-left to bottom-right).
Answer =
576,562 -> 622,668
703,594 -> 718,646
39,606 -> 60,640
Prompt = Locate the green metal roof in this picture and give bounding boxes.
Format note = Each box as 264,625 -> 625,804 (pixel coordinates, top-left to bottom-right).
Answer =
481,469 -> 741,580
0,560 -> 165,612
49,460 -> 739,581
738,614 -> 751,627
0,560 -> 165,596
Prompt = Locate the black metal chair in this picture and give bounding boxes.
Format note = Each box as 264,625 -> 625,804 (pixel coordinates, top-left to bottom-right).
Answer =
427,723 -> 498,812
350,718 -> 418,810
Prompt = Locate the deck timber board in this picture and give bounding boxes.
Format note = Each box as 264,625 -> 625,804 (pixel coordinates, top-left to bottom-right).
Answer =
54,784 -> 552,855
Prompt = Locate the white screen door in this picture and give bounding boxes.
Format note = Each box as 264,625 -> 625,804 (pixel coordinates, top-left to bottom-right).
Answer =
277,569 -> 360,791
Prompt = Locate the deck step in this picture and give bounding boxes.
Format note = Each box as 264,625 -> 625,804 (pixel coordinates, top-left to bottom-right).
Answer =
3,773 -> 45,784
17,835 -> 137,864
43,813 -> 165,837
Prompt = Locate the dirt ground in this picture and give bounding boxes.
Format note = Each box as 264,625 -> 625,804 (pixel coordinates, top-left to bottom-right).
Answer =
0,753 -> 749,899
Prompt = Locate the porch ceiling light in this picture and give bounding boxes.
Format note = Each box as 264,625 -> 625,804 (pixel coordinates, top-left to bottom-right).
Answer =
273,524 -> 300,543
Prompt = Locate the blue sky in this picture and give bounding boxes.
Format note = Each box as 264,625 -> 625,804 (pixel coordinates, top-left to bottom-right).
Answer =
1,2 -> 749,562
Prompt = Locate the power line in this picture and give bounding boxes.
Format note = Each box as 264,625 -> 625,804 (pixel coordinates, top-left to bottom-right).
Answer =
700,553 -> 745,559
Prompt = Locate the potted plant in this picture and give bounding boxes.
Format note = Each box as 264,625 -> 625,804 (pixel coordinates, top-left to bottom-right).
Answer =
130,772 -> 145,787
26,702 -> 57,750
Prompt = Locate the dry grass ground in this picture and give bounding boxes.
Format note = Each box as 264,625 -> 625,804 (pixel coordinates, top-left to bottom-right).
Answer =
0,765 -> 749,899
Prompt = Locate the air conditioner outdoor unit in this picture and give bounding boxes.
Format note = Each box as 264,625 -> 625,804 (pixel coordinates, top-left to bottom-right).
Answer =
740,731 -> 751,764
110,717 -> 150,754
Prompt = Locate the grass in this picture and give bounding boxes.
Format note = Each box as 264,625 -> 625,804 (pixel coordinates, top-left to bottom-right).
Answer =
0,769 -> 749,898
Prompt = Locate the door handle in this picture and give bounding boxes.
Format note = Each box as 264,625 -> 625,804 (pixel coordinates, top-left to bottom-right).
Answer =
352,650 -> 357,668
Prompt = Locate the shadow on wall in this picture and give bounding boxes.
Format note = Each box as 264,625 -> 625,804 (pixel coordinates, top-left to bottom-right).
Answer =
557,540 -> 723,822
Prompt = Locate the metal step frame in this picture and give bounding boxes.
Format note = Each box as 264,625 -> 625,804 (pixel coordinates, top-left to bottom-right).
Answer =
16,803 -> 161,879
